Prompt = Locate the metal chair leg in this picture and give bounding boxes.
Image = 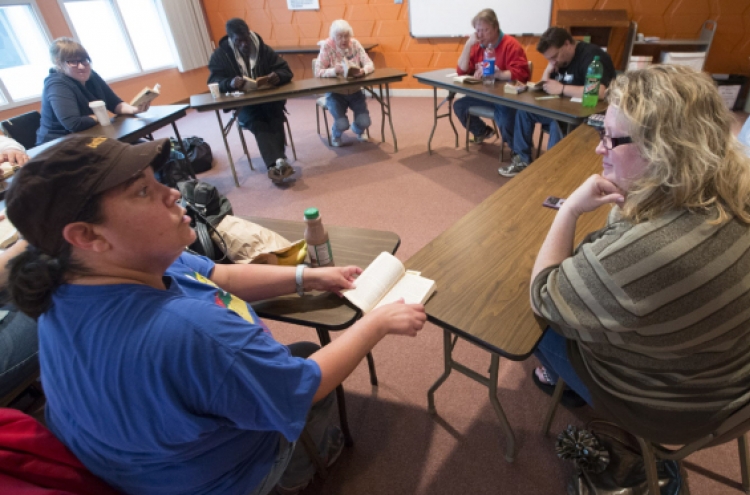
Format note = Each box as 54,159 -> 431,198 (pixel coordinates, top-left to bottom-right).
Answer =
366,352 -> 378,386
739,434 -> 750,494
316,105 -> 321,135
536,126 -> 545,160
322,107 -> 332,147
491,121 -> 504,162
465,121 -> 471,153
542,379 -> 565,437
284,117 -> 297,161
235,123 -> 254,171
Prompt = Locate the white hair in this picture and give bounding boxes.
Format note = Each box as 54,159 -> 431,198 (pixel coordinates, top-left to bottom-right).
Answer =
329,19 -> 353,39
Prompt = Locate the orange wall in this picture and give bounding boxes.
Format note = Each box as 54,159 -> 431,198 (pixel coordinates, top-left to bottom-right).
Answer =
201,0 -> 750,88
0,0 -> 210,122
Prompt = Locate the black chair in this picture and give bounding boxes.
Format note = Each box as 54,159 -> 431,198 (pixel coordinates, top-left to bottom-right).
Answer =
1,111 -> 41,149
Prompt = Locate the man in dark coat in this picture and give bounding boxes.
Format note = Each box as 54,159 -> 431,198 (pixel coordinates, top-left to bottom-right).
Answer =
208,18 -> 294,183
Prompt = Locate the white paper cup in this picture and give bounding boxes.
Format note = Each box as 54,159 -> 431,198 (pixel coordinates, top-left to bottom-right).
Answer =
208,83 -> 220,98
88,100 -> 111,126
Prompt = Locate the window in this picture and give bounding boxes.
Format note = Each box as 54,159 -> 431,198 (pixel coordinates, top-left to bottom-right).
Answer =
0,2 -> 51,106
61,0 -> 175,81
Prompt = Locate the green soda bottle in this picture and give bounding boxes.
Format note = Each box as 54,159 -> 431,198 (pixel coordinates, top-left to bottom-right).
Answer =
582,56 -> 603,107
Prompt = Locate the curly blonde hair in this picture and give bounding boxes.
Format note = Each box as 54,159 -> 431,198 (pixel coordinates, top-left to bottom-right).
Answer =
611,64 -> 750,224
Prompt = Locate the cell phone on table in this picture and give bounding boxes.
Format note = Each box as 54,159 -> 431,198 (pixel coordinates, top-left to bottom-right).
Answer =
542,196 -> 566,210
586,114 -> 605,128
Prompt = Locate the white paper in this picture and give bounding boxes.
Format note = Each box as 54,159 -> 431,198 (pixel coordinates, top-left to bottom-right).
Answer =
287,0 -> 319,10
570,97 -> 582,103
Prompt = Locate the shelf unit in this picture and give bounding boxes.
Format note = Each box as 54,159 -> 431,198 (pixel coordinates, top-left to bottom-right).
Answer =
556,10 -> 631,71
627,20 -> 716,71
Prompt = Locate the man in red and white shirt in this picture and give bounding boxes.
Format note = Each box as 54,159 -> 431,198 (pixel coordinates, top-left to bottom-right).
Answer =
454,9 -> 530,146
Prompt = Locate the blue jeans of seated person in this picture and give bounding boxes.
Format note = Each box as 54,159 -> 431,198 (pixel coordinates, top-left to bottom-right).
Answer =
326,91 -> 370,139
249,341 -> 340,495
533,328 -> 592,406
512,111 -> 564,164
453,96 -> 516,144
0,304 -> 39,398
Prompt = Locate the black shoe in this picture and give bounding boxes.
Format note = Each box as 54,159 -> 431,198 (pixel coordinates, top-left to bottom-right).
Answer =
471,126 -> 496,144
532,369 -> 587,408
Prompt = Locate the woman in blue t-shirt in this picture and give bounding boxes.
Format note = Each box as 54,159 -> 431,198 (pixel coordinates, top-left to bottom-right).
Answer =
36,37 -> 151,145
5,136 -> 427,495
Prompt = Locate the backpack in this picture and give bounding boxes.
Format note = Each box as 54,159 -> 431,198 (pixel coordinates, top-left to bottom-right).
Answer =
178,180 -> 233,261
171,137 -> 213,174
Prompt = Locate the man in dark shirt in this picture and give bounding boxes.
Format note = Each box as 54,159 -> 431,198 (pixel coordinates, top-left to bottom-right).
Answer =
208,18 -> 295,184
499,27 -> 616,177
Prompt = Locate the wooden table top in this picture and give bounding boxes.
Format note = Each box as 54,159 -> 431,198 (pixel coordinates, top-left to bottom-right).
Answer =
76,104 -> 189,143
405,125 -> 611,359
413,68 -> 607,125
275,43 -> 378,54
190,68 -> 407,112
244,217 -> 400,330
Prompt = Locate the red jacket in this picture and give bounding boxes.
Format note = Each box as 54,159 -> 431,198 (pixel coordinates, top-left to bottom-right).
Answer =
457,34 -> 530,82
0,408 -> 119,494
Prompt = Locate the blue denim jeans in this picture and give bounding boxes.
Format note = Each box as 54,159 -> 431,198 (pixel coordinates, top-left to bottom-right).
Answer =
325,91 -> 370,139
533,328 -> 592,405
452,96 -> 516,144
0,305 -> 39,398
248,341 -> 339,495
512,111 -> 564,163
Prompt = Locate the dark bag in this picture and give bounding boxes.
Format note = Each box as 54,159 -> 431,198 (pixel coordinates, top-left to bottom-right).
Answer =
172,137 -> 213,174
156,148 -> 195,189
556,422 -> 684,495
178,180 -> 232,261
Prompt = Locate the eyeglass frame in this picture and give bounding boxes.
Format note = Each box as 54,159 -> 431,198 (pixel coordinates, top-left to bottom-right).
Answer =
64,59 -> 91,68
597,127 -> 633,150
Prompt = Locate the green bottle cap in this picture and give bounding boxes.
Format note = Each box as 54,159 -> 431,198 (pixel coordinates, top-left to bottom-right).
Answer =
304,207 -> 320,220
593,56 -> 600,61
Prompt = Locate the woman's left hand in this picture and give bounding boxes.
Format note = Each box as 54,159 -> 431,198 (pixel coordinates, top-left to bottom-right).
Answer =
134,102 -> 151,114
305,266 -> 362,295
562,174 -> 625,218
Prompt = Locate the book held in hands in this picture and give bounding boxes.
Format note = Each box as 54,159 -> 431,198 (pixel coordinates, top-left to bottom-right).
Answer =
242,76 -> 272,91
130,84 -> 160,107
343,252 -> 437,314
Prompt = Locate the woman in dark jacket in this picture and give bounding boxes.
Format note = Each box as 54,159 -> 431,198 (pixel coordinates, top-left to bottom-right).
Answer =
36,38 -> 150,145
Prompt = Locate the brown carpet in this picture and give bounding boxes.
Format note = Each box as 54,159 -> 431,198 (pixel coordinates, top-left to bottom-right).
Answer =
151,97 -> 749,495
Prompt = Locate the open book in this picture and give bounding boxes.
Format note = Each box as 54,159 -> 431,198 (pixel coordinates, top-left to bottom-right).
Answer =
527,80 -> 545,91
343,252 -> 437,314
242,76 -> 273,91
453,75 -> 481,84
504,82 -> 527,94
0,210 -> 18,249
130,84 -> 160,107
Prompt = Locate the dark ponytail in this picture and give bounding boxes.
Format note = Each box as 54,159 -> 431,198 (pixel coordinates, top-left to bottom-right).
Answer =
8,246 -> 72,318
7,191 -> 105,319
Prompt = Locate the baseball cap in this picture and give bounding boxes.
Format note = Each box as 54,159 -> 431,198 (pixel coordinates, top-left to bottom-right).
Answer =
6,136 -> 172,256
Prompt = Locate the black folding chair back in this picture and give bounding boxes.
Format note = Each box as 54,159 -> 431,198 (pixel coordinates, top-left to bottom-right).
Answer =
1,111 -> 42,149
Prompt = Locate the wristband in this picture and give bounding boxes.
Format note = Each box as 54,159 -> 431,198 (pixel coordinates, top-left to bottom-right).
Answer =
295,264 -> 306,297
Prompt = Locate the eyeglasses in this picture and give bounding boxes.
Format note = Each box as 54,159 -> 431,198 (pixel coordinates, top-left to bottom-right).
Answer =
65,59 -> 90,68
597,127 -> 632,150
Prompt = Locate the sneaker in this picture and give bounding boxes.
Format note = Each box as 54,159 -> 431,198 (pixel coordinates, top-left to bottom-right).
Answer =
330,137 -> 342,147
268,159 -> 294,183
356,134 -> 369,143
470,126 -> 496,144
498,155 -> 529,178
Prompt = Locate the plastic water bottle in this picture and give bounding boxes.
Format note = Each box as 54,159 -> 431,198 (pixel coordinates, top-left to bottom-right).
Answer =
482,44 -> 495,86
582,56 -> 603,107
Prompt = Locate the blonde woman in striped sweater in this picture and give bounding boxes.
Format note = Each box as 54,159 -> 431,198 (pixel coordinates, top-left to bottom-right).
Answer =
531,64 -> 750,444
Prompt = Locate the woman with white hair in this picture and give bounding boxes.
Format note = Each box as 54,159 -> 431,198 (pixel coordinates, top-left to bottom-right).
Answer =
315,20 -> 374,147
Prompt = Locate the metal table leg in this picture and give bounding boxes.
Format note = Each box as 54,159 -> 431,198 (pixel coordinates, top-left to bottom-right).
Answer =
316,328 -> 354,447
427,327 -> 516,462
427,89 -> 459,155
215,110 -> 239,187
383,83 -> 398,152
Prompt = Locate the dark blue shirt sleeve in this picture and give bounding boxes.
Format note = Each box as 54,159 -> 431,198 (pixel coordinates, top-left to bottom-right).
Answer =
45,79 -> 98,133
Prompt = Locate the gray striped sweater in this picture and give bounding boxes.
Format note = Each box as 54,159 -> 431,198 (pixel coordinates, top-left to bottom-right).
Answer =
531,207 -> 750,444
